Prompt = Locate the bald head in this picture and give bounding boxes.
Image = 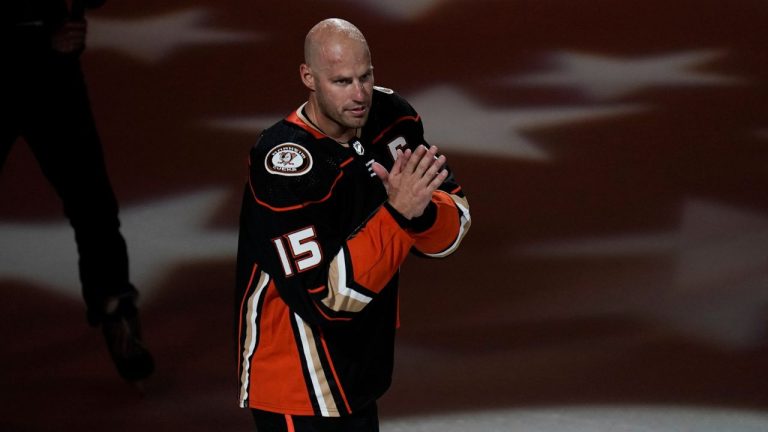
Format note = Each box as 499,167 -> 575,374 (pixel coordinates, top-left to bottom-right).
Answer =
304,18 -> 369,68
299,18 -> 374,142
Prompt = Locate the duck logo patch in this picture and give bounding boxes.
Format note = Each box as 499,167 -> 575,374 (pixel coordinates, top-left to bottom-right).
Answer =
265,143 -> 313,176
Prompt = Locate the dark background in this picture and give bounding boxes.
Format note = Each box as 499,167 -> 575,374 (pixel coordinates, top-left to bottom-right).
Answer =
2,0 -> 767,430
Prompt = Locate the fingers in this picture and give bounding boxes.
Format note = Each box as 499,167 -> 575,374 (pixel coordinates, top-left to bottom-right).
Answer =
371,162 -> 390,188
390,148 -> 411,176
427,166 -> 449,191
415,146 -> 439,179
411,145 -> 446,187
383,145 -> 449,219
402,144 -> 443,173
402,145 -> 429,175
394,145 -> 448,189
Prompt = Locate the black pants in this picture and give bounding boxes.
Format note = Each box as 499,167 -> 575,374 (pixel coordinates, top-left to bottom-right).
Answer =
251,403 -> 379,432
2,43 -> 136,325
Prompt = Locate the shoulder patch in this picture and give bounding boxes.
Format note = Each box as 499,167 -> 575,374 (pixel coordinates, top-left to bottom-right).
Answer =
374,86 -> 394,94
265,143 -> 313,176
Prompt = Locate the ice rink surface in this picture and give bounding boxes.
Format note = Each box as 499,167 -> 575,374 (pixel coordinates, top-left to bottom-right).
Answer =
382,407 -> 768,432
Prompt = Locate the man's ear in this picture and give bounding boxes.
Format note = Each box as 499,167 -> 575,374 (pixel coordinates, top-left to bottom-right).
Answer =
300,64 -> 315,91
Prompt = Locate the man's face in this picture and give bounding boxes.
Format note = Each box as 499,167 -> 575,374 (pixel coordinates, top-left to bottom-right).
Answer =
309,39 -> 374,138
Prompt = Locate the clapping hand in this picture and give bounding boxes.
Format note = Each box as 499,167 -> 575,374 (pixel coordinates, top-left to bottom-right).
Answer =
372,145 -> 448,219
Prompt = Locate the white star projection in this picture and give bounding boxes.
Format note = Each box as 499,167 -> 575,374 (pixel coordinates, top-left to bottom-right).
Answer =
513,199 -> 768,348
409,85 -> 644,160
507,50 -> 743,100
88,9 -> 261,63
334,0 -> 446,20
0,189 -> 238,302
206,85 -> 643,161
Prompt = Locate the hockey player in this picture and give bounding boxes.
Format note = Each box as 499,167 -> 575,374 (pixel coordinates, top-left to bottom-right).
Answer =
235,18 -> 471,431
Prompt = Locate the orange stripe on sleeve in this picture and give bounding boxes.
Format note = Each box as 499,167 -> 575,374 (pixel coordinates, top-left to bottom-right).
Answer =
346,207 -> 415,293
412,191 -> 461,255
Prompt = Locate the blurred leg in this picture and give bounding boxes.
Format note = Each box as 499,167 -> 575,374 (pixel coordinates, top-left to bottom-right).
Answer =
23,57 -> 136,325
22,55 -> 153,381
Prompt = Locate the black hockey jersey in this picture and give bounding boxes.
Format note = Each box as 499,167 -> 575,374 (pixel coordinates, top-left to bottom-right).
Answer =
235,87 -> 471,416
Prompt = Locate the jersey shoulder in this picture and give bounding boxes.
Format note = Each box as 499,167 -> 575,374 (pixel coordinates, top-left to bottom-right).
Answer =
249,119 -> 346,210
372,86 -> 418,119
364,86 -> 424,149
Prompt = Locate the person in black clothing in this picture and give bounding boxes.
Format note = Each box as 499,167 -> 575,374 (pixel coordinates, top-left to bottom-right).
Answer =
1,0 -> 154,382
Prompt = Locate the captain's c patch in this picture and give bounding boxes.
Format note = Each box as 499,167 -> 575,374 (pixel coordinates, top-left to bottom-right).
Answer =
265,143 -> 313,176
